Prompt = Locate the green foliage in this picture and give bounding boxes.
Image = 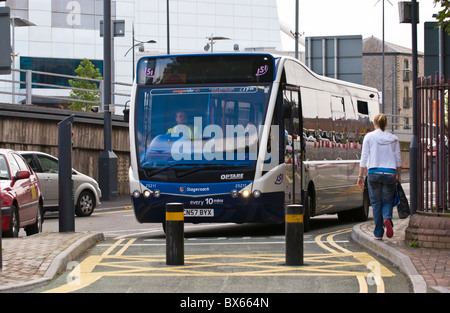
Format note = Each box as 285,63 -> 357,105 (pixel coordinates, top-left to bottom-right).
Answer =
69,58 -> 102,111
434,0 -> 450,34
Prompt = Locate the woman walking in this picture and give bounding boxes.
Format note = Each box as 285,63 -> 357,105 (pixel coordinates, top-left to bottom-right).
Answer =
357,114 -> 402,240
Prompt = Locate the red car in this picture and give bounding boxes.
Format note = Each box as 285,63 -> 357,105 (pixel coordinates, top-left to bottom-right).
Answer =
0,149 -> 43,237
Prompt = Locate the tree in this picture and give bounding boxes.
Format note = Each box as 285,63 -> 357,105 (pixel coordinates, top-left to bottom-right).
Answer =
434,0 -> 450,33
69,58 -> 102,111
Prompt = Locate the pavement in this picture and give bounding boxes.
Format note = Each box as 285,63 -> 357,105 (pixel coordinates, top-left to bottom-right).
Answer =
351,216 -> 450,293
0,210 -> 449,293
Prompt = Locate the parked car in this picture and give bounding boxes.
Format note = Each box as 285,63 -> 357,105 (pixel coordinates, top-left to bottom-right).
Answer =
19,151 -> 102,217
0,149 -> 43,237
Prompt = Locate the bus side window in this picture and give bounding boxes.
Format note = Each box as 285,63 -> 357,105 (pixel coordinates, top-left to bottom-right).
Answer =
357,100 -> 369,115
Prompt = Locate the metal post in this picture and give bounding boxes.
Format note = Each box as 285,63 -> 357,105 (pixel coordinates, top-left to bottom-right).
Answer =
167,0 -> 170,54
132,24 -> 135,79
166,203 -> 184,265
409,0 -> 418,214
58,115 -> 75,232
99,0 -> 118,201
295,0 -> 299,60
99,80 -> 104,111
285,204 -> 304,266
11,15 -> 15,104
103,0 -> 111,111
382,0 -> 385,113
25,70 -> 32,105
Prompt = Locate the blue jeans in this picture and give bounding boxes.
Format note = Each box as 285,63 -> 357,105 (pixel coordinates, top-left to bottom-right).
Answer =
367,173 -> 397,238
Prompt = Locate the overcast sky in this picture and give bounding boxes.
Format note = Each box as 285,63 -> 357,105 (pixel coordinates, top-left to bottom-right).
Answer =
277,0 -> 444,52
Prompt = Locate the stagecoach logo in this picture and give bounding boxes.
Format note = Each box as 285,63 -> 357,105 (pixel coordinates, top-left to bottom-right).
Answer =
220,173 -> 244,180
179,186 -> 210,194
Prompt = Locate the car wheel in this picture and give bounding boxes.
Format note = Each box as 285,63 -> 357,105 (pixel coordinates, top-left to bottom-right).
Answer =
75,190 -> 95,217
4,205 -> 19,238
25,203 -> 43,236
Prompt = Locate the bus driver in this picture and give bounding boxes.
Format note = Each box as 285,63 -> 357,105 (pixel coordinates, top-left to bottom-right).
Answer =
167,110 -> 196,140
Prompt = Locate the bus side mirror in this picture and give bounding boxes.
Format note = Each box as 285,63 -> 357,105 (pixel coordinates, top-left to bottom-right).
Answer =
123,108 -> 129,122
123,101 -> 130,122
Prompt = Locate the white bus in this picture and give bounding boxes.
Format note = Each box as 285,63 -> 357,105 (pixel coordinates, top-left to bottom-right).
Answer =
128,53 -> 379,231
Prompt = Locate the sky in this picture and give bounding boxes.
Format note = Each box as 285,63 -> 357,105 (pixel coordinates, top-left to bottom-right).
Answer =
277,0 -> 444,52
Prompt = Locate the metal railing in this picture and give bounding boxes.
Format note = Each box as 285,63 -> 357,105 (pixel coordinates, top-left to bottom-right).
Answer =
417,73 -> 449,216
0,68 -> 131,112
384,114 -> 413,131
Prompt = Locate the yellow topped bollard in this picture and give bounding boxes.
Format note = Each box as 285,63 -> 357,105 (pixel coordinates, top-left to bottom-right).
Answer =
285,204 -> 304,266
166,203 -> 184,265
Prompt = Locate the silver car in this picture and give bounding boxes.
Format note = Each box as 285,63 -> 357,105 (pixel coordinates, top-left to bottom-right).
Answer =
20,151 -> 102,217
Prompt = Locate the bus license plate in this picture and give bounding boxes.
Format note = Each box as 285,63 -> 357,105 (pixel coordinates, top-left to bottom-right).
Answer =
184,209 -> 214,217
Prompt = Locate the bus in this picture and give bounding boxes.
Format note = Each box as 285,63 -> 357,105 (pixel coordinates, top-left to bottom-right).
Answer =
128,53 -> 379,231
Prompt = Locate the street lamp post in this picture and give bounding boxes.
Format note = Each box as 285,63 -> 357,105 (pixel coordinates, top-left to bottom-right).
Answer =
124,24 -> 156,80
204,34 -> 230,53
398,0 -> 418,214
99,0 -> 117,201
410,0 -> 418,214
375,0 -> 394,113
167,0 -> 170,55
10,16 -> 35,104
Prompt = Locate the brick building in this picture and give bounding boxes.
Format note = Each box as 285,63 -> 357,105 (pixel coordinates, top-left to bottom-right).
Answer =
363,36 -> 424,131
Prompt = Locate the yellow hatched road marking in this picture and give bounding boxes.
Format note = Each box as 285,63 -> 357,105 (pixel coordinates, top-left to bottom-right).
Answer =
43,231 -> 395,293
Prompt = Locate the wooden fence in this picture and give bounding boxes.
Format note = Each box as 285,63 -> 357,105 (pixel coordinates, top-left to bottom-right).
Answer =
0,103 -> 130,195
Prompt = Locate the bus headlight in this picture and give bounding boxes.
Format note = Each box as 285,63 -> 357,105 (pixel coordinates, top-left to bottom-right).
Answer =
143,189 -> 152,198
133,190 -> 141,198
253,190 -> 261,198
241,189 -> 251,198
153,189 -> 161,198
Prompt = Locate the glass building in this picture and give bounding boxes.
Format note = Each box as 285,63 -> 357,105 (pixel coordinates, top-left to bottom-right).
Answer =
1,0 -> 285,108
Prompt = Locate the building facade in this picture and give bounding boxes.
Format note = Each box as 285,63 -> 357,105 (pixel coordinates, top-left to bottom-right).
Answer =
1,0 -> 283,107
363,36 -> 424,131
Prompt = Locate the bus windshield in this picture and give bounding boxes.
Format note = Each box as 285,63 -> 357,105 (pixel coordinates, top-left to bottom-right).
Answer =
136,85 -> 271,169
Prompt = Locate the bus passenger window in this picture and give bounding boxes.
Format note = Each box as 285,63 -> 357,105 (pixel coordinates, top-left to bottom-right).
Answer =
357,101 -> 369,115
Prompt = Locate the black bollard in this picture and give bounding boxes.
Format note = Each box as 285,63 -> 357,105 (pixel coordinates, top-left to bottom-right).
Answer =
58,115 -> 75,232
285,204 -> 304,266
166,203 -> 184,265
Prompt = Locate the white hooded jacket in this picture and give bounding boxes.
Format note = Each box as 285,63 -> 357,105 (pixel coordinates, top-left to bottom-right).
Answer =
360,129 -> 402,171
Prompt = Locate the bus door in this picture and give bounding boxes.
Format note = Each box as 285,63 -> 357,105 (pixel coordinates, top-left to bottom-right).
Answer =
282,85 -> 303,204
